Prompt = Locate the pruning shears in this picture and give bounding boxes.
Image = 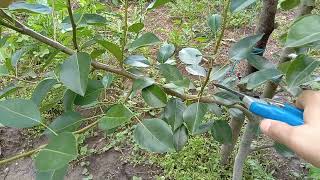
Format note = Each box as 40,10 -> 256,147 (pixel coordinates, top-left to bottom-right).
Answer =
214,84 -> 304,126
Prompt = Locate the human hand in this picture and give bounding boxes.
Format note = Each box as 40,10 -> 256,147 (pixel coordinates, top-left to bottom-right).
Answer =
260,90 -> 320,167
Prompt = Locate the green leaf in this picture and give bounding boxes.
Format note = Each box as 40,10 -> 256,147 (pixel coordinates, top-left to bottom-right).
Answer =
96,40 -> 123,62
209,65 -> 231,81
246,54 -> 275,70
229,108 -> 245,121
63,90 -> 77,112
157,43 -> 175,63
274,142 -> 295,158
125,55 -> 150,68
128,23 -> 145,33
247,68 -> 283,89
213,91 -> 241,105
44,112 -> 82,137
208,14 -> 222,34
159,64 -> 184,82
279,0 -> 300,10
286,15 -> 320,48
183,103 -> 207,135
0,99 -> 41,128
134,118 -> 175,153
36,165 -> 68,180
173,125 -> 188,152
74,79 -> 104,106
0,65 -> 9,76
9,2 -> 52,14
208,103 -> 223,116
61,14 -> 108,31
128,32 -> 161,51
11,48 -> 27,68
31,78 -> 58,106
132,77 -> 155,94
185,65 -> 207,77
164,98 -> 187,131
229,34 -> 263,61
194,121 -> 214,135
179,48 -> 203,65
102,74 -> 114,88
35,133 -> 78,172
231,0 -> 257,12
286,55 -> 320,89
211,121 -> 233,144
147,0 -> 172,10
0,83 -> 20,99
98,104 -> 133,130
60,52 -> 91,96
308,166 -> 320,179
142,85 -> 167,108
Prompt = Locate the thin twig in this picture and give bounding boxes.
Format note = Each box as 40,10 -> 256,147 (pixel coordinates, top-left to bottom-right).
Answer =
66,0 -> 79,51
198,0 -> 231,97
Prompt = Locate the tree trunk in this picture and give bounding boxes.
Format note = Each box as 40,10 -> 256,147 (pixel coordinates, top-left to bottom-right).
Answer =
232,0 -> 278,179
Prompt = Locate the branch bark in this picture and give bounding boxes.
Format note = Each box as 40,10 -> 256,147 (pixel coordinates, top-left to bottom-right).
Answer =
66,0 -> 79,51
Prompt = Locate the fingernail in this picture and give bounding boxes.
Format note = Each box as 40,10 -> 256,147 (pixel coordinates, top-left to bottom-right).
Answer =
260,121 -> 271,133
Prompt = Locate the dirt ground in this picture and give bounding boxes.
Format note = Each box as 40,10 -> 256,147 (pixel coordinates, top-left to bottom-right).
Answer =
0,4 -> 309,180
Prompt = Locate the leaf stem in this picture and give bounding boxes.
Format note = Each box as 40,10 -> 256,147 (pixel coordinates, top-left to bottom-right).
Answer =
198,0 -> 231,98
121,0 -> 129,66
66,0 -> 79,51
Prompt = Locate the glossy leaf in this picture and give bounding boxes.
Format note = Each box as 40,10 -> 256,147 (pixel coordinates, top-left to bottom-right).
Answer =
247,68 -> 283,89
229,108 -> 245,122
128,23 -> 145,33
36,165 -> 68,180
211,121 -> 233,144
134,119 -> 175,153
60,52 -> 91,96
157,43 -> 175,63
229,34 -> 263,61
44,112 -> 82,137
9,2 -> 52,14
11,48 -> 27,68
209,65 -> 231,81
159,64 -> 184,82
96,40 -> 123,62
183,103 -> 208,134
213,91 -> 241,105
0,99 -> 41,128
164,98 -> 187,131
246,54 -> 275,70
185,65 -> 207,77
147,0 -> 172,10
63,90 -> 77,112
0,65 -> 9,76
173,125 -> 188,151
74,79 -> 104,106
194,121 -> 214,135
179,48 -> 203,65
280,0 -> 300,10
231,0 -> 257,12
286,15 -> 320,47
61,13 -> 108,31
125,55 -> 150,68
208,103 -> 223,116
208,14 -> 222,34
99,104 -> 133,130
286,55 -> 320,89
101,74 -> 114,88
128,32 -> 160,51
35,133 -> 78,172
132,77 -> 155,94
31,78 -> 58,106
0,83 -> 20,99
142,85 -> 167,108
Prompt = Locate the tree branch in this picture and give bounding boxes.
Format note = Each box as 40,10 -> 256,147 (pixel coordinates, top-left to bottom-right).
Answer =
66,0 -> 79,51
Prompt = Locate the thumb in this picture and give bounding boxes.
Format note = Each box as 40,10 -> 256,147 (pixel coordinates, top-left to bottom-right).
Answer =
260,119 -> 296,145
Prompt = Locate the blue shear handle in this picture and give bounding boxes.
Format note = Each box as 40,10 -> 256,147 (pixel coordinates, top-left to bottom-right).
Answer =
249,102 -> 304,126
